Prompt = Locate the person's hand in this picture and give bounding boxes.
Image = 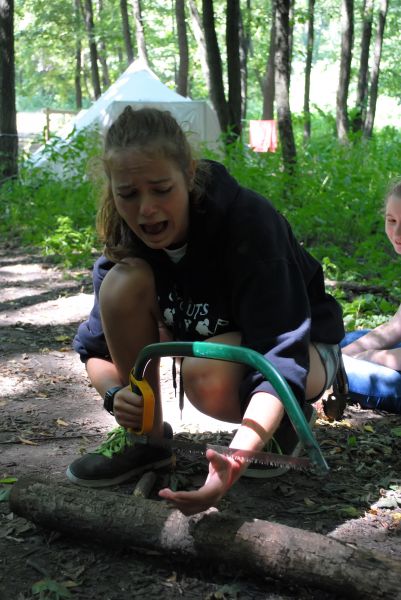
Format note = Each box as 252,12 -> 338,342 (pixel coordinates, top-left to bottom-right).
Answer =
112,386 -> 144,429
158,448 -> 244,516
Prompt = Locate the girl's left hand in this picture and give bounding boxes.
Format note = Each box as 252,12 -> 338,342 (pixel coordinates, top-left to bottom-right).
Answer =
158,449 -> 243,516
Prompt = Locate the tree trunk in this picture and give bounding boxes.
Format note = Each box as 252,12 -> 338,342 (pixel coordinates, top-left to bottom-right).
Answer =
132,0 -> 149,66
239,2 -> 251,121
287,0 -> 295,85
262,0 -> 275,120
188,0 -> 212,96
352,0 -> 373,133
120,0 -> 134,65
274,0 -> 296,171
363,0 -> 389,139
0,0 -> 17,181
81,0 -> 102,99
202,0 -> 229,134
175,0 -> 189,97
74,0 -> 83,109
9,477 -> 401,600
97,0 -> 110,88
226,0 -> 242,137
336,0 -> 354,144
303,0 -> 315,141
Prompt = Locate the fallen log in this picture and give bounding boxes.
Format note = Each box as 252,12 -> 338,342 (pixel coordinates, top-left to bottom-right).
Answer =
9,476 -> 401,600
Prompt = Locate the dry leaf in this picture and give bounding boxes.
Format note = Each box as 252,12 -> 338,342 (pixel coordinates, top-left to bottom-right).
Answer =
19,437 -> 38,446
364,425 -> 375,433
56,418 -> 69,427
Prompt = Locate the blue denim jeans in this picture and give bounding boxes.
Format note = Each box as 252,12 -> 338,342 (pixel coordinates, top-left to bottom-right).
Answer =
341,330 -> 401,414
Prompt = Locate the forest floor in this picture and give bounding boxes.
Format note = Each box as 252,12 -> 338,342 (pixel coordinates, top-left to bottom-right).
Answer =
1,242 -> 401,600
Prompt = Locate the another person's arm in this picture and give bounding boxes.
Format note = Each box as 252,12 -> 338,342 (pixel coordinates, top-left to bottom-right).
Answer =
342,305 -> 401,369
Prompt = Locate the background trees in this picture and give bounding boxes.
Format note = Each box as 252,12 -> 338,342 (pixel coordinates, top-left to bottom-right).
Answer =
1,0 -> 398,168
0,0 -> 17,180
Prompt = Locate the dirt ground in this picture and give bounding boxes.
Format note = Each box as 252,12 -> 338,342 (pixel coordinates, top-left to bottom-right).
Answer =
1,242 -> 401,600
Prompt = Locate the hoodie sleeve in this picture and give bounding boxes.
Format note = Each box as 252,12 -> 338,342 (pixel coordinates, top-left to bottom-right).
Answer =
226,192 -> 318,406
72,255 -> 115,362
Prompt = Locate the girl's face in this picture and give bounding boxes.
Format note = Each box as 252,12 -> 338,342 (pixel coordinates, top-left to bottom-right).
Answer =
385,194 -> 401,255
108,150 -> 194,250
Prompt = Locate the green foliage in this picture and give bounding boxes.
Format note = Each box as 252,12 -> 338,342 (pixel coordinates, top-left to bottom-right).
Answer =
0,127 -> 103,268
32,578 -> 71,600
1,114 -> 400,329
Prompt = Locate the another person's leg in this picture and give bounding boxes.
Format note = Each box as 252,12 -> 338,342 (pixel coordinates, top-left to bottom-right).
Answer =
342,354 -> 401,413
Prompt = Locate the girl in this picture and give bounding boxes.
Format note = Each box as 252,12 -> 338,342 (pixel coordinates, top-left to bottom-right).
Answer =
67,107 -> 344,516
342,181 -> 401,414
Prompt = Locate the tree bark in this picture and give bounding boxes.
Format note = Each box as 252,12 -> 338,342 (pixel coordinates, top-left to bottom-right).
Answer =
303,0 -> 315,141
188,0 -> 212,95
262,0 -> 275,120
74,0 -> 83,109
81,0 -> 102,99
363,0 -> 389,139
132,0 -> 149,66
202,0 -> 229,134
274,0 -> 296,171
336,0 -> 354,144
96,0 -> 110,88
0,0 -> 17,180
352,0 -> 374,133
226,0 -> 242,136
239,2 -> 250,121
120,0 -> 134,65
9,477 -> 401,600
287,0 -> 295,85
175,0 -> 189,97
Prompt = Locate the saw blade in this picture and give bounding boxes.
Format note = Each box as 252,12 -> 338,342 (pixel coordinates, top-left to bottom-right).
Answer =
131,434 -> 312,471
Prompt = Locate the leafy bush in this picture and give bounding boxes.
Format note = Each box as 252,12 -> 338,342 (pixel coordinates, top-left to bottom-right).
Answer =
0,114 -> 399,327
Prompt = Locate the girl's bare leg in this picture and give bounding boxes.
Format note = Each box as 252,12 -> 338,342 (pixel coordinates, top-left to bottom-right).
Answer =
182,334 -> 327,423
99,258 -> 164,436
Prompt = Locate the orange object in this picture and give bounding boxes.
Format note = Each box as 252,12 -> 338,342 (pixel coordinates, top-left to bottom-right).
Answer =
129,372 -> 155,435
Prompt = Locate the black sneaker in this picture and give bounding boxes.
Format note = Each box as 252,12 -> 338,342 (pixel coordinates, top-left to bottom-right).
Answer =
66,422 -> 173,488
243,404 -> 317,479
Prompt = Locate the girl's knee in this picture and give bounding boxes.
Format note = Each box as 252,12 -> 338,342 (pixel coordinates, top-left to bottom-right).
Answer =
181,357 -> 243,421
99,259 -> 157,316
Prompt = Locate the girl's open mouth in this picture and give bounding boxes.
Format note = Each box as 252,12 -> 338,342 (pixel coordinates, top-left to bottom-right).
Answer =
141,221 -> 168,235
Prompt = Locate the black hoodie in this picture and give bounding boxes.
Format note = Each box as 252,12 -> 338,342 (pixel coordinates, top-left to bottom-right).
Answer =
73,161 -> 344,406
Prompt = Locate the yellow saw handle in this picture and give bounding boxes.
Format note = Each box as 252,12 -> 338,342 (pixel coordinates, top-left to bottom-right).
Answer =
128,371 -> 155,435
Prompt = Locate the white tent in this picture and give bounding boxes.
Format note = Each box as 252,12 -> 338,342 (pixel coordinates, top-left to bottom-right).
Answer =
32,60 -> 221,172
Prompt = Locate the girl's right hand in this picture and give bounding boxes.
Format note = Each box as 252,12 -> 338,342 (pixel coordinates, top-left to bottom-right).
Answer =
112,386 -> 144,429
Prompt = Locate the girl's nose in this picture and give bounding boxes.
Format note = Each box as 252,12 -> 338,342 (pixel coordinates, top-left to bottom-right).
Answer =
139,193 -> 157,217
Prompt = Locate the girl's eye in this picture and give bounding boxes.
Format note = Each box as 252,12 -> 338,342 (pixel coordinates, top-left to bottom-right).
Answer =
118,191 -> 137,200
155,187 -> 172,195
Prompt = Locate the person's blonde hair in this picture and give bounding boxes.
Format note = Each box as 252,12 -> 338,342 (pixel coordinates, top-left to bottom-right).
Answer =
384,178 -> 401,209
97,106 -> 210,261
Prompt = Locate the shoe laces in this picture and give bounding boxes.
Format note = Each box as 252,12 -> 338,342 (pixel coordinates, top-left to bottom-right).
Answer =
93,427 -> 133,458
265,437 -> 283,455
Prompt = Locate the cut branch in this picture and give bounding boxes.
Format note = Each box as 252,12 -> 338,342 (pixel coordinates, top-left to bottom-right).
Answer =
10,476 -> 401,600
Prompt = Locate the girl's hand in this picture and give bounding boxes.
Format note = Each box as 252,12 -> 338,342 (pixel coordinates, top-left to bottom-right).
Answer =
112,386 -> 144,429
158,449 -> 244,516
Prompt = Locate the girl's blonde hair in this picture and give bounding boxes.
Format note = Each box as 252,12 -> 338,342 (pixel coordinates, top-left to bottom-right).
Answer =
97,106 -> 209,261
385,179 -> 401,208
